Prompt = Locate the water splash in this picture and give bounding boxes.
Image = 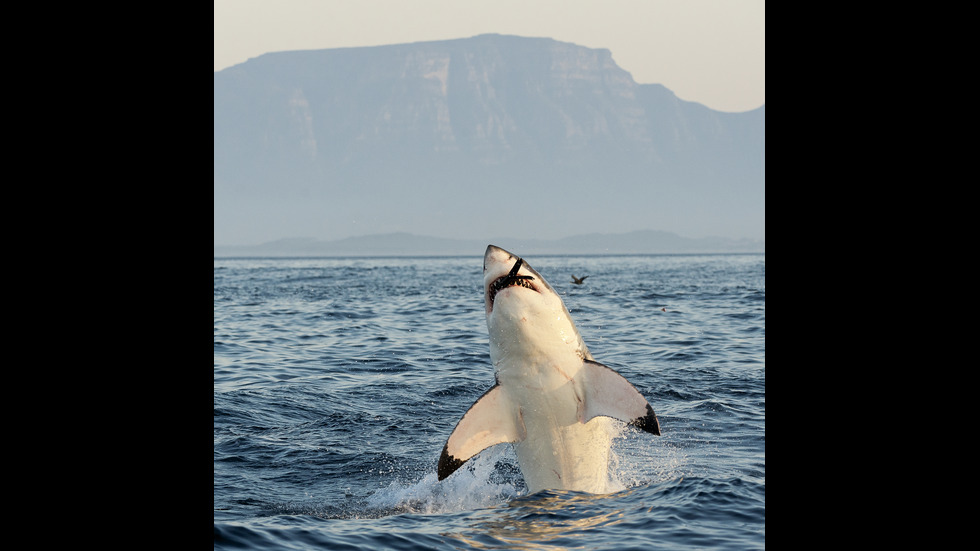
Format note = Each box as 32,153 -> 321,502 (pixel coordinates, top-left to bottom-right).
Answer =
364,420 -> 680,519
365,446 -> 524,515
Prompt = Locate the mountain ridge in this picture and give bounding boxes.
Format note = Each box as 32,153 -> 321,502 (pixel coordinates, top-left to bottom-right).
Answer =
214,34 -> 764,246
213,230 -> 764,258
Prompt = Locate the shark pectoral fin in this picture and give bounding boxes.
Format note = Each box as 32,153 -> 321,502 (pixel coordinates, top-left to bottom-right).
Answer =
581,360 -> 661,436
437,383 -> 526,481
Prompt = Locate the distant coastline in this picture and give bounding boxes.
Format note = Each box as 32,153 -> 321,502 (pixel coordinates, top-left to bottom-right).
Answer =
213,230 -> 764,258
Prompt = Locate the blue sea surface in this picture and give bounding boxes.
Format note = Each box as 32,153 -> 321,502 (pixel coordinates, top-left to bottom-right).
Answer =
214,253 -> 765,550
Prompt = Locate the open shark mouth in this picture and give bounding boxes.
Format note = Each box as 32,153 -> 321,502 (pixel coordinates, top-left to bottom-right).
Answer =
488,257 -> 536,309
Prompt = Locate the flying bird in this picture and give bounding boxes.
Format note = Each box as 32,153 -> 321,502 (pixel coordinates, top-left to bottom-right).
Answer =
571,275 -> 588,285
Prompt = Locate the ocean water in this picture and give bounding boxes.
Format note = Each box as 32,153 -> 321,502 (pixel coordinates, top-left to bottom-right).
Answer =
214,252 -> 765,550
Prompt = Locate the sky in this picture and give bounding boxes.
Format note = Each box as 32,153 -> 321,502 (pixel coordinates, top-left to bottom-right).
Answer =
214,0 -> 765,113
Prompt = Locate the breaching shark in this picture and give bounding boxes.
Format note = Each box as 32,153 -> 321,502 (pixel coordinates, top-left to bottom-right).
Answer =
437,245 -> 661,494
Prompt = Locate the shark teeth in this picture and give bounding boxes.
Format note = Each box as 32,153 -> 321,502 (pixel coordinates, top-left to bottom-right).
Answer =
488,274 -> 535,307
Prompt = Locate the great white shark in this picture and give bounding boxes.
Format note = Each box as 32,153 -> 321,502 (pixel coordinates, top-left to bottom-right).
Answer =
437,245 -> 661,494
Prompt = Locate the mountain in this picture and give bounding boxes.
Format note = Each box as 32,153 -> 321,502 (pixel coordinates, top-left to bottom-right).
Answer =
214,34 -> 764,246
212,230 -> 764,257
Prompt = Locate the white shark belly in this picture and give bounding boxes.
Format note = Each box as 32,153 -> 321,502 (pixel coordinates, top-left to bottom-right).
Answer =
515,416 -> 616,494
499,357 -> 617,494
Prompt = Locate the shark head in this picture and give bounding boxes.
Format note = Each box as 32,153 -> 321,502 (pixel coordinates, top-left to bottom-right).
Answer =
483,245 -> 553,314
483,245 -> 591,363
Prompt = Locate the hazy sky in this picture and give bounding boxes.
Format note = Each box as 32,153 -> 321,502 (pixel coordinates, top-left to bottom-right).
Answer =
214,0 -> 764,113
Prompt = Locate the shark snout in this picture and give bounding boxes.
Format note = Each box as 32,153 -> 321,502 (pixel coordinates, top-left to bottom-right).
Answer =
484,245 -> 514,272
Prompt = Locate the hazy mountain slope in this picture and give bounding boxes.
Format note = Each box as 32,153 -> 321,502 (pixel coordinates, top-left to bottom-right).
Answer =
214,34 -> 764,246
